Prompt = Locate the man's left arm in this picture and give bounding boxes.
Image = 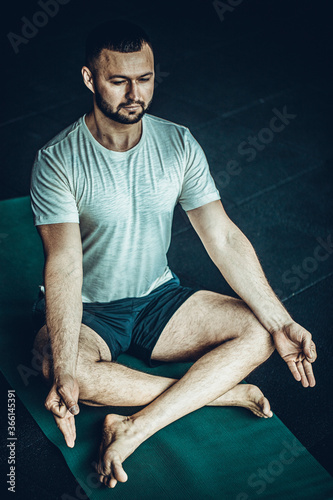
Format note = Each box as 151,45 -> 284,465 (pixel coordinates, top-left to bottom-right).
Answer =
186,199 -> 317,387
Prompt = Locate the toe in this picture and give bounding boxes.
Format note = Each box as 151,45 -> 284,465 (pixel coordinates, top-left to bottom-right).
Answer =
112,460 -> 128,483
106,475 -> 117,488
97,458 -> 106,476
262,397 -> 273,417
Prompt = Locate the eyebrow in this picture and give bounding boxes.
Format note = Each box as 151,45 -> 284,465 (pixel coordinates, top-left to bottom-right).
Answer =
107,72 -> 154,80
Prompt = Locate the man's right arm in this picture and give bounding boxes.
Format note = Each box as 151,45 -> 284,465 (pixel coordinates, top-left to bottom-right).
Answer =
37,222 -> 83,441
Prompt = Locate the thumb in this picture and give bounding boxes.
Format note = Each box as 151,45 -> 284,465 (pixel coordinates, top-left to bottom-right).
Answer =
57,379 -> 80,416
302,334 -> 313,360
45,384 -> 68,418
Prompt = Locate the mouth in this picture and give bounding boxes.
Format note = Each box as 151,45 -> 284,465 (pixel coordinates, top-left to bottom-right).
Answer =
122,104 -> 142,111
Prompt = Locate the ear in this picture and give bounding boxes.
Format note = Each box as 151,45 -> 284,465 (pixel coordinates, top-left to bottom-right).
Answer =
81,66 -> 95,94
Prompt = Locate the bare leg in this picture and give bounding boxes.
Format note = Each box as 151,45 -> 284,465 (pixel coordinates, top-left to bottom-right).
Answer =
81,370 -> 271,417
35,292 -> 274,487
36,324 -> 271,415
35,319 -> 272,452
97,328 -> 274,487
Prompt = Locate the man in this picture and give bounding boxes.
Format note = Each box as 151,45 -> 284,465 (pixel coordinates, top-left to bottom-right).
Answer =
30,20 -> 317,489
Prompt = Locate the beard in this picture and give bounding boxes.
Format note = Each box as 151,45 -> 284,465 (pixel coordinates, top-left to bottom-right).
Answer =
94,87 -> 153,124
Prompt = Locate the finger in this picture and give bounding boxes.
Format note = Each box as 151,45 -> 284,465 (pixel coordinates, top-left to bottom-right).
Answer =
45,399 -> 67,418
64,423 -> 75,447
286,360 -> 301,382
49,402 -> 68,418
54,414 -> 76,447
69,412 -> 76,443
296,361 -> 309,387
303,359 -> 316,387
45,386 -> 67,418
302,334 -> 313,359
306,342 -> 317,363
58,385 -> 80,415
68,404 -> 80,416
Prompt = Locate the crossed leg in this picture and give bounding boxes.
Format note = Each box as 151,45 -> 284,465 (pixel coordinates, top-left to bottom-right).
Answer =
35,290 -> 275,488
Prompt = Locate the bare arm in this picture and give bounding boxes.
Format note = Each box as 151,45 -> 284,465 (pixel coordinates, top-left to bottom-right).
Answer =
37,222 -> 83,444
40,222 -> 83,379
187,200 -> 317,386
187,200 -> 290,333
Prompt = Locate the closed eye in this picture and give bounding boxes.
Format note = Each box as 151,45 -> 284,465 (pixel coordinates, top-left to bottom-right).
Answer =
111,77 -> 151,85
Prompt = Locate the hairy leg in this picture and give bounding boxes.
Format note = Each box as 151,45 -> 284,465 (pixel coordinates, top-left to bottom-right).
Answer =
35,323 -> 270,414
95,292 -> 275,487
35,315 -> 272,450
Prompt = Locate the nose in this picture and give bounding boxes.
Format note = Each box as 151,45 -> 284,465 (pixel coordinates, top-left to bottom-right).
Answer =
126,81 -> 140,102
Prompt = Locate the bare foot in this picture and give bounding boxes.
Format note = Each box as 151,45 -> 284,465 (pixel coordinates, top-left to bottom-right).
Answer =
208,383 -> 273,418
97,414 -> 145,488
95,385 -> 271,487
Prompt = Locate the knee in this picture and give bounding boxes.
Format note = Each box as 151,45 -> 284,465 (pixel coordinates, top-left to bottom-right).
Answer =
257,328 -> 275,360
41,357 -> 52,383
247,322 -> 275,362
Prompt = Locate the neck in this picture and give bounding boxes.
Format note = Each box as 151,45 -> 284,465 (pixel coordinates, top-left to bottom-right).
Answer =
85,107 -> 143,152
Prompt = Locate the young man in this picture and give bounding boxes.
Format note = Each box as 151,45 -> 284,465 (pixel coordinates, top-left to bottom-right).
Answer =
30,20 -> 317,489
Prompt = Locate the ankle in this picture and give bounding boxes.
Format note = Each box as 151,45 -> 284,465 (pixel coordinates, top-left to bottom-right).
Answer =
128,414 -> 153,441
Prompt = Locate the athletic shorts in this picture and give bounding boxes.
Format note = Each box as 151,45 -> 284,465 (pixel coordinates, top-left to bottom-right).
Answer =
31,271 -> 201,367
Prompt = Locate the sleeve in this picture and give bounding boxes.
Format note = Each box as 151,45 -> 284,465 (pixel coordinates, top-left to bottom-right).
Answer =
30,149 -> 79,226
178,129 -> 221,211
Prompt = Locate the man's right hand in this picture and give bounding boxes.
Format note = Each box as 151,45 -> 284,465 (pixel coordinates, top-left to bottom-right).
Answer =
44,374 -> 80,448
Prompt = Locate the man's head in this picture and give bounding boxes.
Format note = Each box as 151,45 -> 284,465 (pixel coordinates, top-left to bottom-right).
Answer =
82,20 -> 154,124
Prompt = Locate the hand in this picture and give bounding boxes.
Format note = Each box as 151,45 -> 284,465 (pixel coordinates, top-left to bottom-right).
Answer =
272,321 -> 317,387
44,374 -> 80,447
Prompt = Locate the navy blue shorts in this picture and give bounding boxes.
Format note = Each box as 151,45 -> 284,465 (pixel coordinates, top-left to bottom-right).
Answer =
32,272 -> 201,367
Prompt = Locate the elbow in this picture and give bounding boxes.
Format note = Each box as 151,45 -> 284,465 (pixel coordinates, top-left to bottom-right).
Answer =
205,227 -> 247,264
207,226 -> 238,250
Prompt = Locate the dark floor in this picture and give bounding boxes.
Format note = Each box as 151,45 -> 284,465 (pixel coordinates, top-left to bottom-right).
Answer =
1,0 -> 332,498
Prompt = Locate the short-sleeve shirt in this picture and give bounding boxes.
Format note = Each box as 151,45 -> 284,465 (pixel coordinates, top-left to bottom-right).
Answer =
30,113 -> 220,302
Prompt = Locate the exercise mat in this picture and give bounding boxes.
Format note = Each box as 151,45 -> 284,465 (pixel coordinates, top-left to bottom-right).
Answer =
0,196 -> 332,499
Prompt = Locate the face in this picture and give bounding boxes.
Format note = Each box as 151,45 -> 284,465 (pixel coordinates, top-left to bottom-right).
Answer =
84,43 -> 155,124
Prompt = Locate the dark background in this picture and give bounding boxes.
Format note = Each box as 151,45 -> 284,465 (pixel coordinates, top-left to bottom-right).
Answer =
0,0 -> 332,498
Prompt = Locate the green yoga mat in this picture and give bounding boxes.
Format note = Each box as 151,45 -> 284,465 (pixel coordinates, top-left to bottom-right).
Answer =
1,196 -> 333,500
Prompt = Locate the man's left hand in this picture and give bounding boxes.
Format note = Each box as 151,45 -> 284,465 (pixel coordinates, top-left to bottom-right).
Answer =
272,321 -> 317,387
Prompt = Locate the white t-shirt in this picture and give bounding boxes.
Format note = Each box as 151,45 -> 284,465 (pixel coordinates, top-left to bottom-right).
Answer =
30,113 -> 221,303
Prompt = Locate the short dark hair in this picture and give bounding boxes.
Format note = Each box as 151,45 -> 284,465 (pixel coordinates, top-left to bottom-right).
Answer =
85,20 -> 153,73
